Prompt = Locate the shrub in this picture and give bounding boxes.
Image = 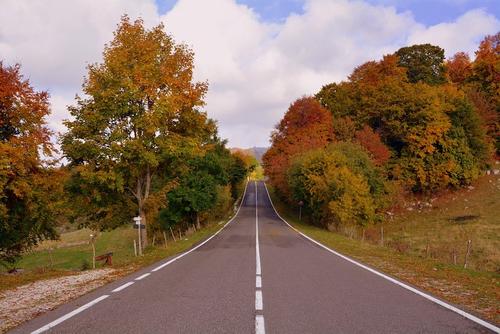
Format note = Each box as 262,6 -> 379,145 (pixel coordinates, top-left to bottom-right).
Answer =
288,142 -> 388,229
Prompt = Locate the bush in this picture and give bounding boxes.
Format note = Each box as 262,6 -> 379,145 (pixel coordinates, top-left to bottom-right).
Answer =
288,142 -> 388,229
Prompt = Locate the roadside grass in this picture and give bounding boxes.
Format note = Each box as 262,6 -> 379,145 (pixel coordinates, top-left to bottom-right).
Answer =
0,219 -> 227,293
266,178 -> 500,324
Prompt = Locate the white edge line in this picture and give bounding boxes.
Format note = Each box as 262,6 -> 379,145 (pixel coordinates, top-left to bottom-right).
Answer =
112,281 -> 134,292
255,290 -> 263,310
135,273 -> 151,281
31,183 -> 251,334
31,295 -> 109,334
255,314 -> 266,334
152,181 -> 250,272
262,183 -> 500,333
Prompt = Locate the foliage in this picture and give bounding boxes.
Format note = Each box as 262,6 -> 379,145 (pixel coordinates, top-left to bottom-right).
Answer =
61,17 -> 216,244
316,52 -> 490,193
448,33 -> 499,153
288,142 -> 387,229
395,44 -> 447,85
158,143 -> 252,232
354,125 -> 390,166
263,97 -> 333,198
0,62 -> 58,266
447,52 -> 472,84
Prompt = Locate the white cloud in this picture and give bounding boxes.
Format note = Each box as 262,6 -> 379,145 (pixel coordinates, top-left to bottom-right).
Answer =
1,0 -> 498,148
408,9 -> 500,57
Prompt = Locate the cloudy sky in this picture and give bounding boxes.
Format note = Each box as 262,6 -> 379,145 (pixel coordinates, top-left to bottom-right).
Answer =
1,0 -> 499,148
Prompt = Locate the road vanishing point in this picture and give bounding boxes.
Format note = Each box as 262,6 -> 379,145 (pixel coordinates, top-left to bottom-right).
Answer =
11,181 -> 499,334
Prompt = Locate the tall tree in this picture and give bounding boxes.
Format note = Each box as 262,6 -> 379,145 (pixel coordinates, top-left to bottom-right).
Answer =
0,62 -> 57,267
396,44 -> 447,85
447,52 -> 472,84
263,97 -> 334,198
62,17 -> 215,248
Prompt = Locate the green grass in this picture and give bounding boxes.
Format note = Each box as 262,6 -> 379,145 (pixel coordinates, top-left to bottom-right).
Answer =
267,178 -> 500,324
0,218 -> 227,292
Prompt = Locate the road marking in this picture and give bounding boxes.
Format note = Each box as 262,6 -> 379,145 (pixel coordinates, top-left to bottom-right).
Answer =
256,275 -> 262,288
255,290 -> 263,310
135,273 -> 150,281
31,295 -> 109,334
255,182 -> 266,334
152,181 -> 250,272
256,182 -> 261,276
263,183 -> 500,334
31,184 -> 252,334
255,315 -> 266,334
112,281 -> 134,292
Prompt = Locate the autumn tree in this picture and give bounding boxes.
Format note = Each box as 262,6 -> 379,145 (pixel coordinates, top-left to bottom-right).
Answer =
62,17 -> 215,248
263,97 -> 334,198
0,62 -> 57,267
317,52 -> 489,193
447,52 -> 472,84
288,142 -> 387,229
396,44 -> 447,85
354,125 -> 390,166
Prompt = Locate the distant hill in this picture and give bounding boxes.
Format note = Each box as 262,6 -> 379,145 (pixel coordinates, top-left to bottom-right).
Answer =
230,147 -> 268,163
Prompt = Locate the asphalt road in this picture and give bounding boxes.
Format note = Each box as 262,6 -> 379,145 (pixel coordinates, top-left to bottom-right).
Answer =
11,181 -> 498,333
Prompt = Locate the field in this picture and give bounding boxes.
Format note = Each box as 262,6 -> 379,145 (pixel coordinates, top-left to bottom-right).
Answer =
267,174 -> 500,324
0,220 -> 226,292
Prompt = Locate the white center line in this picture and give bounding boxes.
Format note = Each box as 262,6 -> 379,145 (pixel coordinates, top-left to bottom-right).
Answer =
256,182 -> 261,276
255,181 -> 266,334
255,315 -> 266,334
30,295 -> 109,334
255,290 -> 263,311
112,281 -> 134,293
135,273 -> 151,281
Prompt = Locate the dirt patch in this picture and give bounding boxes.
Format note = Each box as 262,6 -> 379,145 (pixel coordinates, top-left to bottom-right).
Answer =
0,269 -> 118,333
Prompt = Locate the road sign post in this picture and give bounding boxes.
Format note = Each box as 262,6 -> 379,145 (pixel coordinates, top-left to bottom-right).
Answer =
133,216 -> 142,256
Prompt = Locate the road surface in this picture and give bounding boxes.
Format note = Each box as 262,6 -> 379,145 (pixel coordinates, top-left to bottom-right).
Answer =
11,181 -> 497,333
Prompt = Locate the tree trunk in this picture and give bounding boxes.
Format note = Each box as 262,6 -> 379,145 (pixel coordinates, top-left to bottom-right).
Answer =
163,231 -> 168,248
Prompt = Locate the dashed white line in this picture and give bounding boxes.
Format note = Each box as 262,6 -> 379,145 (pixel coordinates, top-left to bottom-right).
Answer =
30,295 -> 109,334
31,182 -> 251,334
135,273 -> 151,281
112,281 -> 134,292
255,315 -> 266,334
255,182 -> 266,334
255,290 -> 263,311
262,182 -> 500,334
152,182 -> 250,272
256,182 -> 262,276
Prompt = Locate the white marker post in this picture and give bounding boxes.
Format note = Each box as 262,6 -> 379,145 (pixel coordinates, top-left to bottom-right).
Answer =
133,216 -> 142,256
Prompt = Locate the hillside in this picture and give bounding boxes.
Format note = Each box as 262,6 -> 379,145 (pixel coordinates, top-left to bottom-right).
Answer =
230,147 -> 268,163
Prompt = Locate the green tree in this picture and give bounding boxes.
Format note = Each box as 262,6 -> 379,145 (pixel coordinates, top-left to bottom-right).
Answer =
396,44 -> 447,85
0,62 -> 58,267
61,17 -> 215,248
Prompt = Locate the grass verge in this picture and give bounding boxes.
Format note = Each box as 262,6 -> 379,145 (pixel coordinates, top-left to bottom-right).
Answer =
266,185 -> 500,325
0,218 -> 228,293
